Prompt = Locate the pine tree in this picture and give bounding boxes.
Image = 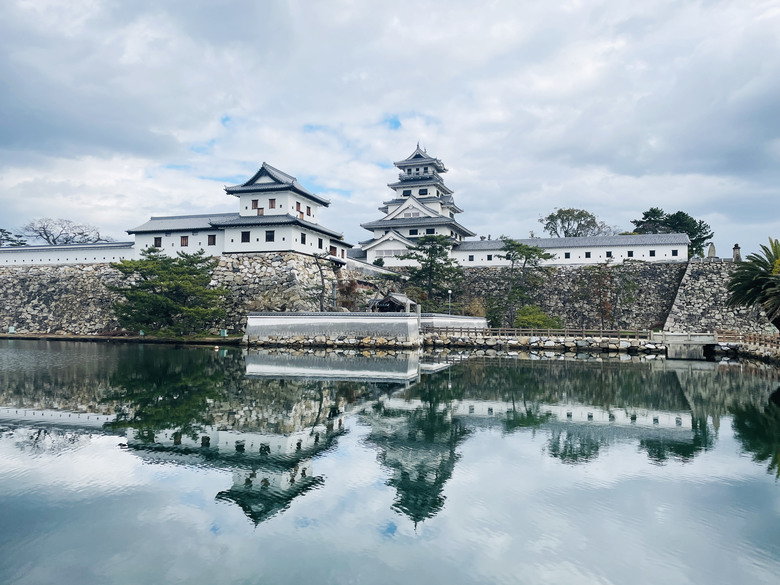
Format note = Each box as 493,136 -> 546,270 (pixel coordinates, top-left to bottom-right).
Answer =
108,248 -> 228,336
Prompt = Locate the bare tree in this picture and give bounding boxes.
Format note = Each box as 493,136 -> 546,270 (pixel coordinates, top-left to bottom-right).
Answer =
21,218 -> 113,245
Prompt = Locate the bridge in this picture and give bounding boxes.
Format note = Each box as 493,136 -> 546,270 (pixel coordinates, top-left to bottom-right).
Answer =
650,332 -> 718,359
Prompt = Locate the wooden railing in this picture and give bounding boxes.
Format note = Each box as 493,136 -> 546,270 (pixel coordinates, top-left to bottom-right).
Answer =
422,326 -> 652,340
716,330 -> 780,351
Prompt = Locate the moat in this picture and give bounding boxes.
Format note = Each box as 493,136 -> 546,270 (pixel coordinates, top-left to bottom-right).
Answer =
1,340 -> 779,585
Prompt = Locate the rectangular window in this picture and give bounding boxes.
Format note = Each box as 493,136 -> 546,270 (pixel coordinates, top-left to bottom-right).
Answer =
269,199 -> 276,209
241,231 -> 250,243
257,208 -> 264,215
207,235 -> 216,246
329,246 -> 337,256
153,237 -> 162,248
296,202 -> 301,212
300,233 -> 306,245
406,169 -> 411,175
649,250 -> 656,257
409,229 -> 418,235
606,251 -> 612,258
341,250 -> 345,258
564,252 -> 571,259
487,254 -> 493,261
468,255 -> 474,261
318,238 -> 323,249
251,199 -> 259,209
585,252 -> 591,259
419,188 -> 428,195
424,166 -> 428,173
265,230 -> 275,242
402,189 -> 412,196
628,250 -> 634,258
426,228 -> 435,234
672,249 -> 678,257
306,206 -> 311,216
180,236 -> 188,247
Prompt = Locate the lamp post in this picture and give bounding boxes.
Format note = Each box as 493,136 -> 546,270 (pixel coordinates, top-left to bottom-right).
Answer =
448,289 -> 452,315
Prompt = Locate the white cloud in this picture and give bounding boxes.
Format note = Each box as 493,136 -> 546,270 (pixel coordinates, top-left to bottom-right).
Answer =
0,0 -> 778,253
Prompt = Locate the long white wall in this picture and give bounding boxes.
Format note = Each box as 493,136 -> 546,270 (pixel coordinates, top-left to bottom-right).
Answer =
452,242 -> 688,266
0,243 -> 135,265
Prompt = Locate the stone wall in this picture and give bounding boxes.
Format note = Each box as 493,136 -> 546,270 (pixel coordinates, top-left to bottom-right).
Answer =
664,260 -> 775,334
0,252 -> 378,335
460,261 -> 687,329
0,264 -> 123,335
1,254 -> 775,337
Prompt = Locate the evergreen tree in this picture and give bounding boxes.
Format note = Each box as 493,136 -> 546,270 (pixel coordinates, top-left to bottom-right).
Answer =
399,235 -> 462,310
0,228 -> 26,247
539,208 -> 615,238
497,237 -> 554,326
631,207 -> 713,257
108,248 -> 228,336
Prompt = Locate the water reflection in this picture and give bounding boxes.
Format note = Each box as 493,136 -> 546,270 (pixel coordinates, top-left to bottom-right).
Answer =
1,340 -> 779,533
731,386 -> 780,478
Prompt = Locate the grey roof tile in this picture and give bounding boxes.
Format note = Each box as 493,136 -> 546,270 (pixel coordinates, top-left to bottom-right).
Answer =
127,213 -> 237,233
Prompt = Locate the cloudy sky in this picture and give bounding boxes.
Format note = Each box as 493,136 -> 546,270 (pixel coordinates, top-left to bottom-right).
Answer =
1,0 -> 779,255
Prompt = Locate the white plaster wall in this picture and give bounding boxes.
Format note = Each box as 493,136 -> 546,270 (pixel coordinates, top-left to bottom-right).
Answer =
0,245 -> 135,265
134,231 -> 224,258
366,238 -> 416,267
452,242 -> 688,266
222,225 -> 300,253
238,191 -> 319,222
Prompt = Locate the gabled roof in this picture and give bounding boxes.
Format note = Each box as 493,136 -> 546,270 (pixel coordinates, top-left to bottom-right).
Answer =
210,213 -> 350,244
360,230 -> 416,251
455,233 -> 691,251
380,195 -> 461,214
127,213 -> 237,234
384,196 -> 439,221
393,145 -> 447,173
225,162 -> 330,206
361,216 -> 477,237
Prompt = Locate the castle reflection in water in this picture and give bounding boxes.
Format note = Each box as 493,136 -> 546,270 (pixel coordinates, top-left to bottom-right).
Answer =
1,341 -> 778,526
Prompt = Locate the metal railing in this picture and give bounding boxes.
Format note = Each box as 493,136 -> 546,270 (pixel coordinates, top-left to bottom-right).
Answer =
716,330 -> 780,351
423,326 -> 652,340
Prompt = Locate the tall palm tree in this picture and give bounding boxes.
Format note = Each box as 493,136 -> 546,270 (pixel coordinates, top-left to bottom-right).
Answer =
726,238 -> 780,330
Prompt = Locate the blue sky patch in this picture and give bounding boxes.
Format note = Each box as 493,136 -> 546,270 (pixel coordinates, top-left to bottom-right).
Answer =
190,139 -> 217,154
383,114 -> 401,130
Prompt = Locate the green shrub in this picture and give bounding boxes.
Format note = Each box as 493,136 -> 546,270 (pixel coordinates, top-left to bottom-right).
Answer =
513,305 -> 563,329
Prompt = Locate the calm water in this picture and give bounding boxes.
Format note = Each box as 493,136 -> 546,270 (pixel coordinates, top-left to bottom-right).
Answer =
1,340 -> 779,585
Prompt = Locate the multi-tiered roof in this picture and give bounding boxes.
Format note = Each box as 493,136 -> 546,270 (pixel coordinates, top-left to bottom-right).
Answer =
359,147 -> 475,257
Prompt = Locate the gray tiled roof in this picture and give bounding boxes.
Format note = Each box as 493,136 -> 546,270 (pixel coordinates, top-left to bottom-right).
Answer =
211,213 -> 348,242
361,216 -> 476,237
225,162 -> 330,206
380,195 -> 461,213
127,213 -> 237,234
387,177 -> 453,194
456,233 -> 691,251
347,247 -> 367,259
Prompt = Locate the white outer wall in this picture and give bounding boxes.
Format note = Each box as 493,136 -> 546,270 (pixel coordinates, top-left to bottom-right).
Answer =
0,245 -> 135,265
365,238 -> 417,267
238,191 -> 319,222
452,242 -> 689,266
134,231 -> 224,257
